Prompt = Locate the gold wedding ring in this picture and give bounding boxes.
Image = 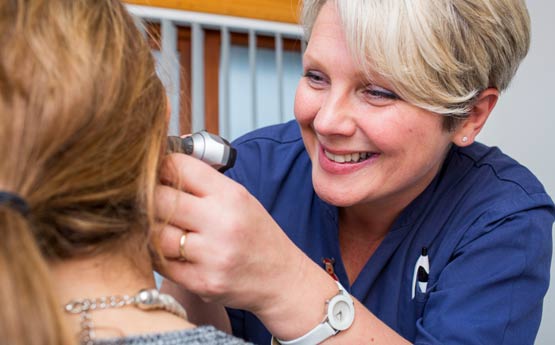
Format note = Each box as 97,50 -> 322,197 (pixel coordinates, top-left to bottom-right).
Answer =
178,232 -> 188,261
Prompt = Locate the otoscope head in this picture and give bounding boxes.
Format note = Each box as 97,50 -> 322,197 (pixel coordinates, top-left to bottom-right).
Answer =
167,136 -> 194,155
167,131 -> 236,172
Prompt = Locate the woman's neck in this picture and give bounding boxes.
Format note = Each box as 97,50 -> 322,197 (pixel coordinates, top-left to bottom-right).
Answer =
337,202 -> 403,284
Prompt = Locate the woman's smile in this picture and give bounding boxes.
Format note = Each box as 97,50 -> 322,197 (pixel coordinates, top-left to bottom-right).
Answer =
319,144 -> 380,175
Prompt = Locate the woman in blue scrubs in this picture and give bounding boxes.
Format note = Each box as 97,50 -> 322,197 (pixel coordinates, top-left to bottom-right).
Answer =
156,0 -> 554,344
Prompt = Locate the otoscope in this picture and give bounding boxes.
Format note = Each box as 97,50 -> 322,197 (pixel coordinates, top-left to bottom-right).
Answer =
167,131 -> 237,172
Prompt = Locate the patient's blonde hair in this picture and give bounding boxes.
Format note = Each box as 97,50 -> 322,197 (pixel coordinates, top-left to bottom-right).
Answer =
301,0 -> 530,130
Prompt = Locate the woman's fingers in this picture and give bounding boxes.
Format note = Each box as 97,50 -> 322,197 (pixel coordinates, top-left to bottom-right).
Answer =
154,183 -> 211,232
159,153 -> 231,197
155,183 -> 188,227
157,223 -> 196,261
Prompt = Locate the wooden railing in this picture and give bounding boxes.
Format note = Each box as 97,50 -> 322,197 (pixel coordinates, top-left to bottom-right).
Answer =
125,0 -> 300,24
126,2 -> 304,138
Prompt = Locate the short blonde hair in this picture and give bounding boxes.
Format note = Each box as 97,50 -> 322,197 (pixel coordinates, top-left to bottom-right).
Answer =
301,0 -> 530,127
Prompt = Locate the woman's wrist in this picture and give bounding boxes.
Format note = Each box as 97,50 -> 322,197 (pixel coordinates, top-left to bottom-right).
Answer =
252,250 -> 339,341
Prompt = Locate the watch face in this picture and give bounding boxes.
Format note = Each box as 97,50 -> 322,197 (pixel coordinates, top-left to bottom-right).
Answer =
328,295 -> 355,331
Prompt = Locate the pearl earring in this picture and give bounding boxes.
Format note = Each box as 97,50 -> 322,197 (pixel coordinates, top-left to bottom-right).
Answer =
462,136 -> 469,143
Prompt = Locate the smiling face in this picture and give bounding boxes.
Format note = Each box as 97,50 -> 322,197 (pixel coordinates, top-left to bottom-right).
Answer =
295,2 -> 457,214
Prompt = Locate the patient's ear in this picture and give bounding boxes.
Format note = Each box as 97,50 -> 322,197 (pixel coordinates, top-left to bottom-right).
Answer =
453,88 -> 499,147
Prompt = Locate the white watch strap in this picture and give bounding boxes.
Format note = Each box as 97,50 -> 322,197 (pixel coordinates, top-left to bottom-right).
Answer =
277,322 -> 337,345
274,281 -> 349,345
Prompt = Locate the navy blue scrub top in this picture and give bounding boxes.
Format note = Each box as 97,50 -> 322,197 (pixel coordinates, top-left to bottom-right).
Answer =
224,120 -> 554,345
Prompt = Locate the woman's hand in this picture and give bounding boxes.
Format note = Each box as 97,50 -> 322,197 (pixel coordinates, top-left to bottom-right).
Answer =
154,153 -> 312,317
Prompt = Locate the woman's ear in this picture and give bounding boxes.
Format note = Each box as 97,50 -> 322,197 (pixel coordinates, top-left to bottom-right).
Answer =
453,88 -> 499,147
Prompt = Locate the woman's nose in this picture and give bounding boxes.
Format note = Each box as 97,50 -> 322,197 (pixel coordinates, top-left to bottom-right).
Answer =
313,89 -> 356,137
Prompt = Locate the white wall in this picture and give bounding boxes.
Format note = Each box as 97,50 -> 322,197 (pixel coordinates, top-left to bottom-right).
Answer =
478,1 -> 555,343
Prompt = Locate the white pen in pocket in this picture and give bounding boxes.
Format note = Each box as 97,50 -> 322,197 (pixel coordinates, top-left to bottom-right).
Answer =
411,247 -> 430,299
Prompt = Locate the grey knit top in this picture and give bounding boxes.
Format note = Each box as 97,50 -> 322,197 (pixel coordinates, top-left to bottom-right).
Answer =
91,325 -> 254,345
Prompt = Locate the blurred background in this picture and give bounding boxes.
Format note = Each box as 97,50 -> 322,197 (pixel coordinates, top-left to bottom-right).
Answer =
124,1 -> 555,343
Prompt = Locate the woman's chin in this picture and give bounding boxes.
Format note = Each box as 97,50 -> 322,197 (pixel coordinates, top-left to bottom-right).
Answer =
313,182 -> 361,208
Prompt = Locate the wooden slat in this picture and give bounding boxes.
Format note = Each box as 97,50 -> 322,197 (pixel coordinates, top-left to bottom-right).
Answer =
144,22 -> 161,50
204,29 -> 221,134
124,0 -> 300,24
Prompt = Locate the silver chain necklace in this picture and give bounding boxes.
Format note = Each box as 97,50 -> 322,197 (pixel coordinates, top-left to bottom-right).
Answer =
64,289 -> 188,345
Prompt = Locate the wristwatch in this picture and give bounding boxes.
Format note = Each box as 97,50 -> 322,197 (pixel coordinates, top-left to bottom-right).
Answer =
272,281 -> 355,345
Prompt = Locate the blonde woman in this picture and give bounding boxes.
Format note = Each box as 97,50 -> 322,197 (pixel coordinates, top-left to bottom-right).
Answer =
157,0 -> 554,344
0,1 -> 250,344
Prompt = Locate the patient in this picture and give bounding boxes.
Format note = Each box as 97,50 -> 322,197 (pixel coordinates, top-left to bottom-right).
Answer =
0,0 -> 248,344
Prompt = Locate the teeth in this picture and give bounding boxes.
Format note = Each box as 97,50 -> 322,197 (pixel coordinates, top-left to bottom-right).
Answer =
324,150 -> 373,163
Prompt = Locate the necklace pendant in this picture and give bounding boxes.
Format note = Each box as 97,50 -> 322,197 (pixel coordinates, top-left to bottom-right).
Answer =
135,289 -> 163,310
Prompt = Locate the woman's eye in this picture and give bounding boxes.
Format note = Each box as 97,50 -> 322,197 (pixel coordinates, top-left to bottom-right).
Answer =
363,86 -> 399,104
304,70 -> 327,86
